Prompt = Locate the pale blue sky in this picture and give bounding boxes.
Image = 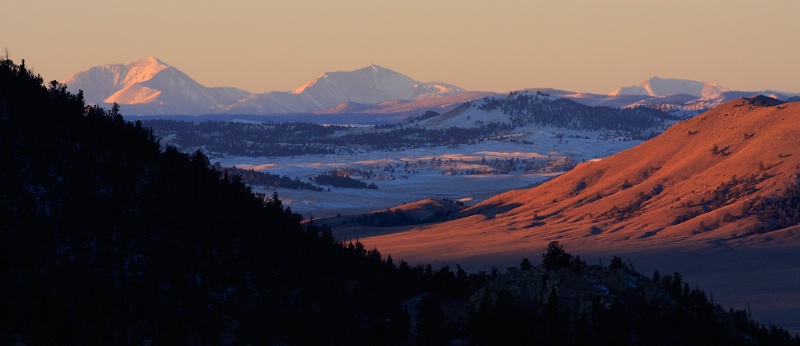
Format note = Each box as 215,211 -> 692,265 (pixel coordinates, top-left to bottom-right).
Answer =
3,0 -> 799,94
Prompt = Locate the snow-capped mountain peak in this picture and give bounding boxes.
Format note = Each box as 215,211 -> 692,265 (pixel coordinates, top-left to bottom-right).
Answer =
63,58 -> 467,115
122,56 -> 170,83
259,63 -> 467,113
63,57 -> 249,114
294,64 -> 400,94
62,57 -> 171,105
610,77 -> 729,98
293,64 -> 422,98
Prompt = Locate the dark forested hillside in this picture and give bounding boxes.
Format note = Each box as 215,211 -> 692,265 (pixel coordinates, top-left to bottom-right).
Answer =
211,162 -> 324,191
0,57 -> 455,344
1,58 -> 798,345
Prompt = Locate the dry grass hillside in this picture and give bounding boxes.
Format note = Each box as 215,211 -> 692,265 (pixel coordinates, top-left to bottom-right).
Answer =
362,97 -> 800,262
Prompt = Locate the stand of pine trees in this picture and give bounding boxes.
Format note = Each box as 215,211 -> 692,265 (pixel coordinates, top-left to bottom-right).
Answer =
0,57 -> 453,344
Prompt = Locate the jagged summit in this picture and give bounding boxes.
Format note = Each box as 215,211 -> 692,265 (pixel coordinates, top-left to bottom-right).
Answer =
124,56 -> 169,71
143,56 -> 166,64
356,63 -> 391,74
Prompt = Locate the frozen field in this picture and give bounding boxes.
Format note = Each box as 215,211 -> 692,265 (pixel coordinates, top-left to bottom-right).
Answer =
214,127 -> 642,218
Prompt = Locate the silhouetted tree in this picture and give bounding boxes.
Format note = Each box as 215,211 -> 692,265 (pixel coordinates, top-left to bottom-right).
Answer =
542,241 -> 572,270
520,257 -> 532,270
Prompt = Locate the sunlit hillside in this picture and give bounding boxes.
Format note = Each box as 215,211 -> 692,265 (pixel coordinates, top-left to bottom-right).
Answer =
363,96 -> 800,259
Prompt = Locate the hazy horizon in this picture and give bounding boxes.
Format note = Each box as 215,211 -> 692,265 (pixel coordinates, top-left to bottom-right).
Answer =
3,0 -> 800,94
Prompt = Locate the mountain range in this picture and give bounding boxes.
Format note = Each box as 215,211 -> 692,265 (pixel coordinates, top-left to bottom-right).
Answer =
63,57 -> 478,116
64,57 -> 800,117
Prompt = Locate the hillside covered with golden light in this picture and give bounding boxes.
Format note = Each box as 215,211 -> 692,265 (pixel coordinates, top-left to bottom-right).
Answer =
362,96 -> 800,261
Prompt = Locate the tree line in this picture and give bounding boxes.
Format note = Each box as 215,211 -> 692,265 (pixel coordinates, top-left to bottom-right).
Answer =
211,162 -> 324,191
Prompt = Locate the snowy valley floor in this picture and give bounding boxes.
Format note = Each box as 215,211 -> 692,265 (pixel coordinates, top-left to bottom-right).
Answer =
214,131 -> 638,218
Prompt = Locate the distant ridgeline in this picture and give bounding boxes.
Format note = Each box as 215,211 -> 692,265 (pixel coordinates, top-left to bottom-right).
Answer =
478,91 -> 678,139
141,119 -> 347,157
140,98 -> 671,161
141,118 -> 512,157
2,57 -> 799,344
141,91 -> 677,160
